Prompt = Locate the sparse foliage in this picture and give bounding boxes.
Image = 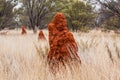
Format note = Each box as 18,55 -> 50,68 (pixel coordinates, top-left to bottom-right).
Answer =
95,0 -> 120,30
61,0 -> 95,32
0,0 -> 18,30
19,0 -> 57,33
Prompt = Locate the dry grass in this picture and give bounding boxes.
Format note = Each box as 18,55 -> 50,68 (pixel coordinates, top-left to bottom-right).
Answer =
0,29 -> 120,80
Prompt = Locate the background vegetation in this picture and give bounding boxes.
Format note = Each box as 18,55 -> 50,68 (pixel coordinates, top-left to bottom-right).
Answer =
0,0 -> 120,32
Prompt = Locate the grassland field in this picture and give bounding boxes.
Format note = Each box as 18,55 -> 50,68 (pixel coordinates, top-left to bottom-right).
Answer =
0,29 -> 120,80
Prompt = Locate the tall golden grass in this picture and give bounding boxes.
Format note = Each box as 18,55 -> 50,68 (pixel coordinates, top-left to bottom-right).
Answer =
0,29 -> 120,80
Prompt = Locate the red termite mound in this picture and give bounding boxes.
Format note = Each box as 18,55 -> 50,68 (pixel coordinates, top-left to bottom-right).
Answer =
38,30 -> 46,40
47,12 -> 81,72
21,26 -> 27,35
